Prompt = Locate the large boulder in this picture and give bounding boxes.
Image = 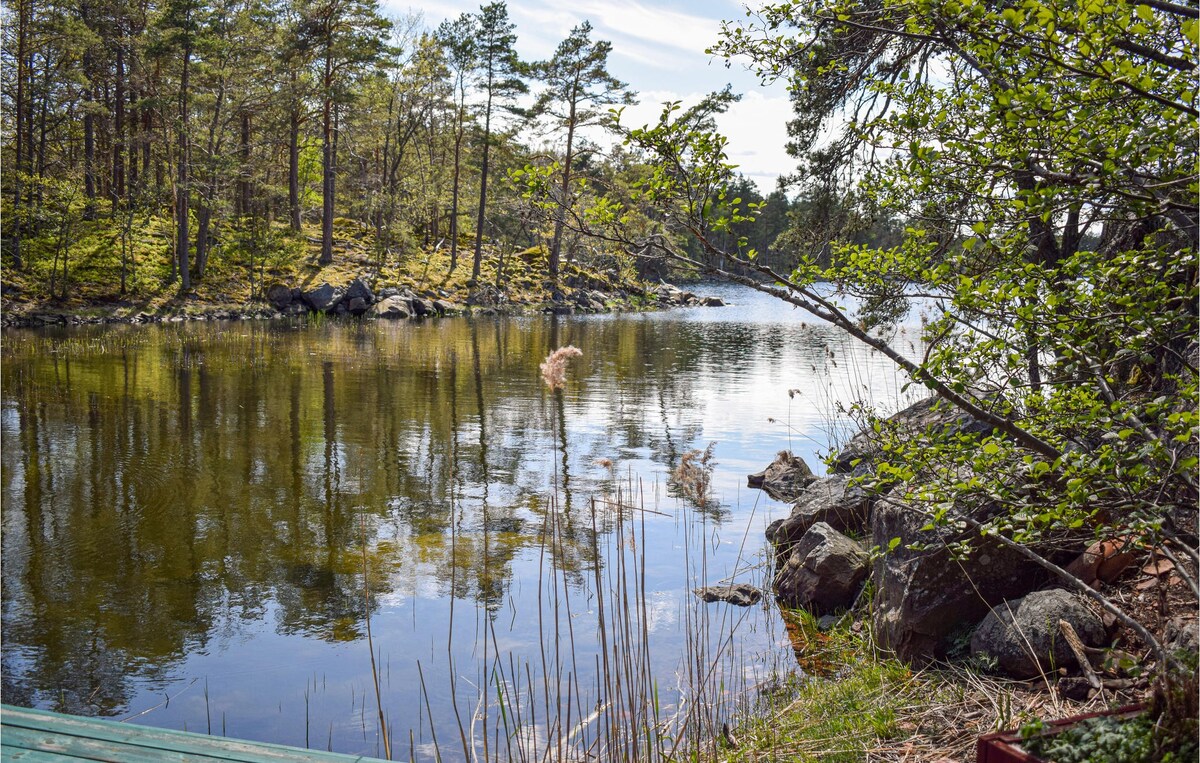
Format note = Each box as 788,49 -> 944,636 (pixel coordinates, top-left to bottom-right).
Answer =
774,522 -> 869,614
302,283 -> 342,312
871,496 -> 1053,662
748,450 -> 818,502
342,277 -> 374,306
765,473 -> 872,551
830,395 -> 994,474
970,589 -> 1106,678
266,283 -> 294,309
410,296 -> 434,317
369,295 -> 412,320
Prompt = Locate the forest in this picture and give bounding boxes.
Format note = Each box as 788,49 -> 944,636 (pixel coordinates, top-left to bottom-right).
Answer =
0,0 -> 894,306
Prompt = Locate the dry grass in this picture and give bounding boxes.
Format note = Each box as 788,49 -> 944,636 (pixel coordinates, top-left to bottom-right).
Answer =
672,442 -> 717,507
540,346 -> 584,391
722,609 -> 1146,763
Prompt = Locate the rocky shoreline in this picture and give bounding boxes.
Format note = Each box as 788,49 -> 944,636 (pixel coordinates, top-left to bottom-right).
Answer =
745,395 -> 1198,692
1,278 -> 725,329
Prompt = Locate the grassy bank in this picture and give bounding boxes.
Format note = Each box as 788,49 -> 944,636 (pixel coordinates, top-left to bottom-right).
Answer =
722,609 -> 1138,763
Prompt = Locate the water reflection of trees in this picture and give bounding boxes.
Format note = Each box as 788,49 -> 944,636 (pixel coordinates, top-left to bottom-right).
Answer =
0,311 -> 828,715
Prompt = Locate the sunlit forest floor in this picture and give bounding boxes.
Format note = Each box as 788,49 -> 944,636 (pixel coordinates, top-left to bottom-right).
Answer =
2,215 -> 652,323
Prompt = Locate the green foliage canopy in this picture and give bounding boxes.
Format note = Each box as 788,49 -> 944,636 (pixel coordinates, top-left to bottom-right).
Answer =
585,0 -> 1199,642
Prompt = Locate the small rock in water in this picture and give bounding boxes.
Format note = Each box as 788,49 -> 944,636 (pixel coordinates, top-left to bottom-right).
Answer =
748,450 -> 817,502
693,583 -> 762,607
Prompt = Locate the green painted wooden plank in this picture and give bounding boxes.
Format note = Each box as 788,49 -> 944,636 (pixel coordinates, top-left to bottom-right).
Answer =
3,723 -> 195,762
1,705 -> 386,763
1,745 -> 74,762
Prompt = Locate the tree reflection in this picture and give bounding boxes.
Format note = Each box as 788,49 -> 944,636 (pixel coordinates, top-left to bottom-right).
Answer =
0,311 -> 779,717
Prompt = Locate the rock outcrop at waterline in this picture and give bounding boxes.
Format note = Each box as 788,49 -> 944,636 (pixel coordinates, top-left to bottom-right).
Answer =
773,521 -> 869,614
749,395 -> 1112,673
3,278 -> 727,327
748,450 -> 817,502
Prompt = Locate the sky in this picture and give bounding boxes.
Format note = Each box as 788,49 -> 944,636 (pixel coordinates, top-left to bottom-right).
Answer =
382,0 -> 795,192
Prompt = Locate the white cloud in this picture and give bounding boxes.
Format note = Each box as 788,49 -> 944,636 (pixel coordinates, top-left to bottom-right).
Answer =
619,89 -> 795,193
385,1 -> 795,188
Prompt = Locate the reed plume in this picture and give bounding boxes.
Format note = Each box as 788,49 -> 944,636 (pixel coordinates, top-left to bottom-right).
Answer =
540,346 -> 583,390
673,441 -> 717,506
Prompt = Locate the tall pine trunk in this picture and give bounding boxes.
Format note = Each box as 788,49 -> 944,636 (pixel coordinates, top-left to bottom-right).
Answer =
128,86 -> 139,191
289,104 -> 301,231
319,52 -> 335,265
112,43 -> 126,205
238,112 -> 250,219
176,41 -> 192,290
195,205 -> 211,279
448,109 -> 463,273
11,0 -> 28,268
84,93 -> 97,220
471,95 -> 493,284
548,99 -> 577,289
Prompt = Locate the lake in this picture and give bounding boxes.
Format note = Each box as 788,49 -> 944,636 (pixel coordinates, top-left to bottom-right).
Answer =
1,282 -> 925,760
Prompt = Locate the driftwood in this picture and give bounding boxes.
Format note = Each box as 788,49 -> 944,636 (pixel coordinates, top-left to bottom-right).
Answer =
1058,619 -> 1102,691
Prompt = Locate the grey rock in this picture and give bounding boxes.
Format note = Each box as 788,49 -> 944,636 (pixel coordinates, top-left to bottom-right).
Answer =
700,296 -> 727,307
817,614 -> 841,632
346,296 -> 369,316
432,299 -> 457,315
377,287 -> 401,300
748,450 -> 818,502
774,522 -> 869,614
342,277 -> 374,306
573,291 -> 595,309
1165,615 -> 1199,655
266,283 -> 293,309
1057,676 -> 1093,701
765,474 -> 870,552
410,297 -> 433,317
302,283 -> 342,312
831,395 -> 993,474
654,283 -> 687,305
970,589 -> 1106,679
871,496 -> 1052,663
369,295 -> 412,320
693,584 -> 762,607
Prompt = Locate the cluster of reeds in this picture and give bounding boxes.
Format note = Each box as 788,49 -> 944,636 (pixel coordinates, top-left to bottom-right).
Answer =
391,477 -> 776,762
346,348 -> 783,762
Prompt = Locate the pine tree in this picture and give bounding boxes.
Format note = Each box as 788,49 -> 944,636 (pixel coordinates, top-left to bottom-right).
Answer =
468,1 -> 525,285
532,21 -> 633,289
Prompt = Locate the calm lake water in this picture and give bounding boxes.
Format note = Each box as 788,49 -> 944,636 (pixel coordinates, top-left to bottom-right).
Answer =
1,283 -> 924,759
